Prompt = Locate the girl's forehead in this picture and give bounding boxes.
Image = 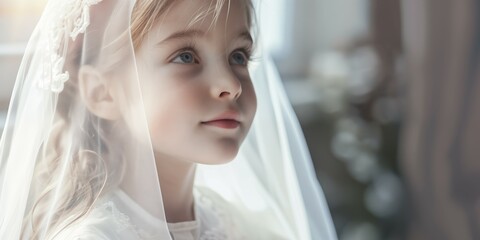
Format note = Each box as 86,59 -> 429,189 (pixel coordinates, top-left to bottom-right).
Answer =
152,0 -> 250,38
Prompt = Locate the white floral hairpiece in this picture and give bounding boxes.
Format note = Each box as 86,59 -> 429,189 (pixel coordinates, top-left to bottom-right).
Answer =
37,0 -> 102,93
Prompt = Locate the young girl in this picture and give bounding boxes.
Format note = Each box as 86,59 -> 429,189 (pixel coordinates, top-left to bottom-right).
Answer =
0,0 -> 337,239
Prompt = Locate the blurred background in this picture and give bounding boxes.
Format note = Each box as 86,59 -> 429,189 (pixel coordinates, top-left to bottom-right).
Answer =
1,0 -> 480,239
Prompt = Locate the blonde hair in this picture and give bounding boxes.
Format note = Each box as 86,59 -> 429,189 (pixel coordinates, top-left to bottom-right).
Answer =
22,0 -> 254,239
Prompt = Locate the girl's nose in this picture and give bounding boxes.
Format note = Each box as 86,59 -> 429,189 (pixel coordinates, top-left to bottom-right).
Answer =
210,68 -> 242,101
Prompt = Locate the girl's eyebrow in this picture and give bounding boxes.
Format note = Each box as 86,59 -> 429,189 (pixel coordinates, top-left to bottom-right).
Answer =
156,29 -> 253,46
157,29 -> 205,46
238,30 -> 253,44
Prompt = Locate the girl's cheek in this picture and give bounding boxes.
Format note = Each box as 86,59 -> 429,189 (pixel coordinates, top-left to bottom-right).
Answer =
166,65 -> 203,80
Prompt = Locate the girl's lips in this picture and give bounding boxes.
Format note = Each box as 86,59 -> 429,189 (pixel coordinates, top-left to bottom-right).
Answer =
202,119 -> 240,129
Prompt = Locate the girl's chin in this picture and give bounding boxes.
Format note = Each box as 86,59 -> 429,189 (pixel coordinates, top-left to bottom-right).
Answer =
194,147 -> 240,165
195,153 -> 238,165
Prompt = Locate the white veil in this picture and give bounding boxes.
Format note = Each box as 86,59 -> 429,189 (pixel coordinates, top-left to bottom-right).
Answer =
0,0 -> 337,239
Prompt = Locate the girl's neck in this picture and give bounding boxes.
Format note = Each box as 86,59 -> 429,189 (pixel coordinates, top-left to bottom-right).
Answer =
156,156 -> 197,223
119,151 -> 197,223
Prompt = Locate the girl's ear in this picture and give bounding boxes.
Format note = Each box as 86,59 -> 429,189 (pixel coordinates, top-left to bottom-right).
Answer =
78,66 -> 120,120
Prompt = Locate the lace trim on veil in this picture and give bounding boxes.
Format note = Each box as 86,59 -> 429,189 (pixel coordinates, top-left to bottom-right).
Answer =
37,0 -> 102,92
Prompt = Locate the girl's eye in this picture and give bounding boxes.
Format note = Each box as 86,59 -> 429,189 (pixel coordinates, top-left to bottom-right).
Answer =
230,51 -> 249,66
172,52 -> 197,64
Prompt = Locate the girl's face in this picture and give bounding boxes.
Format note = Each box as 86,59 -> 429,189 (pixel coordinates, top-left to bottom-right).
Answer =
134,0 -> 257,164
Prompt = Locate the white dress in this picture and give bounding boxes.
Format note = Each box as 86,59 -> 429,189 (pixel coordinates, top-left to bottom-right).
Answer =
54,187 -> 251,240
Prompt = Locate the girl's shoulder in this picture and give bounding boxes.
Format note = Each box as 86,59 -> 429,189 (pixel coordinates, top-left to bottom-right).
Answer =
194,186 -> 274,240
194,186 -> 247,239
54,188 -> 166,240
54,200 -> 145,240
194,187 -> 290,240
